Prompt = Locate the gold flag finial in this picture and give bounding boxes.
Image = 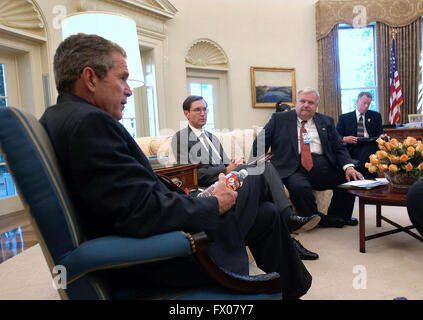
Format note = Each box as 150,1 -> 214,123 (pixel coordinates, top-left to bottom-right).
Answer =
391,28 -> 398,40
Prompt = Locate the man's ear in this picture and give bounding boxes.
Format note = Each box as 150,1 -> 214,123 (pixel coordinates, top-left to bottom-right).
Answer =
183,110 -> 190,120
80,67 -> 97,93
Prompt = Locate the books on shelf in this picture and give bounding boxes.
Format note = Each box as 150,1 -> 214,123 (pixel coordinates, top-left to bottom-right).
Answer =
339,178 -> 389,190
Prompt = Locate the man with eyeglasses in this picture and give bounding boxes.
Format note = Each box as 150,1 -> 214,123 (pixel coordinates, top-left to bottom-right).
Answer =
172,95 -> 321,261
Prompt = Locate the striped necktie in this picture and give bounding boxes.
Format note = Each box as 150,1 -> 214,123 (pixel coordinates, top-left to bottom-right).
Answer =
357,114 -> 364,138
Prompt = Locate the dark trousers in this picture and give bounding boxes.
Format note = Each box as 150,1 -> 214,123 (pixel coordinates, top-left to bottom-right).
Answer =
283,154 -> 356,220
110,173 -> 311,300
407,179 -> 423,237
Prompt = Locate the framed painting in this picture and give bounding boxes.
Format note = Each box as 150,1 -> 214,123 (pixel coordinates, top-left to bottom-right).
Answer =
250,67 -> 296,108
408,114 -> 423,123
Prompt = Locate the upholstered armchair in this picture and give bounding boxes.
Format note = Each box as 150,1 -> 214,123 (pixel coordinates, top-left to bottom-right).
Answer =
0,106 -> 281,300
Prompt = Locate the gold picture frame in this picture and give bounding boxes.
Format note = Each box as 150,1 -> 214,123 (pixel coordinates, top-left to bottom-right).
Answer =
408,114 -> 423,123
250,67 -> 296,108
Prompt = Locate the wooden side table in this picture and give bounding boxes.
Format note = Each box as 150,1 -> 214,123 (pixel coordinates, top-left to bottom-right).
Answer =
154,164 -> 198,190
348,184 -> 423,253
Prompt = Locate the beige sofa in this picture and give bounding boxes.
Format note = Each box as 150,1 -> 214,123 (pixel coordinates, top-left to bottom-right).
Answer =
135,127 -> 333,214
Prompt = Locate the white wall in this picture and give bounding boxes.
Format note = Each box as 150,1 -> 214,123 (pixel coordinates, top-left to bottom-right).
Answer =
165,0 -> 318,131
32,0 -> 318,131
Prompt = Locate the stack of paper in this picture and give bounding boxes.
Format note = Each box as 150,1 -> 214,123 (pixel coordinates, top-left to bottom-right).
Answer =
339,178 -> 389,189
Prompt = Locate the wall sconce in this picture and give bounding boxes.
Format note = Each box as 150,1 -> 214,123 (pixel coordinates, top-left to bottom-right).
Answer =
62,12 -> 144,89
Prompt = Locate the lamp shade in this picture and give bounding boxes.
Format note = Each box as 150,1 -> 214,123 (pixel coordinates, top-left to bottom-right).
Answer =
62,12 -> 144,88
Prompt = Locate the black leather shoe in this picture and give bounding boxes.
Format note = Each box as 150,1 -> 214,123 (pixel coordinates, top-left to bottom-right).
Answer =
292,238 -> 319,260
289,214 -> 321,234
318,214 -> 345,228
344,217 -> 358,226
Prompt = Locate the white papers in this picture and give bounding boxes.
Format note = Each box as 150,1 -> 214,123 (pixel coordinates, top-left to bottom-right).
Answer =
339,179 -> 389,189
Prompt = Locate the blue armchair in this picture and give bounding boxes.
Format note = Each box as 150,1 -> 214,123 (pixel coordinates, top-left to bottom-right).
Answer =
0,106 -> 281,300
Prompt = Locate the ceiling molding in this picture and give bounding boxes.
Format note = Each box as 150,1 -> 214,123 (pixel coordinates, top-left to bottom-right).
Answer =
74,0 -> 177,21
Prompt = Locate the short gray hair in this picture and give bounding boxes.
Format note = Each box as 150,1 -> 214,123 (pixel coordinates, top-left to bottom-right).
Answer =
54,33 -> 127,94
357,91 -> 372,101
297,87 -> 320,103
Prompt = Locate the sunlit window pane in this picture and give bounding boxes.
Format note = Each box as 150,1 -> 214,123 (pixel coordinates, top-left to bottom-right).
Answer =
338,25 -> 378,114
190,83 -> 202,96
189,82 -> 215,131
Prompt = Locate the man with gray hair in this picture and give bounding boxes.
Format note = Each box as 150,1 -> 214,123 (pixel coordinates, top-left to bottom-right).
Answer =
252,88 -> 363,232
39,33 -> 312,300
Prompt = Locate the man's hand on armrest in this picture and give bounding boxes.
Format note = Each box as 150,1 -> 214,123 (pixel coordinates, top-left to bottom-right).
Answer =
213,173 -> 237,215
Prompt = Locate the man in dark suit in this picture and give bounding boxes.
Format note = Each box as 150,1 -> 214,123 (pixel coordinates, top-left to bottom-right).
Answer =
172,95 -> 321,260
406,179 -> 423,237
252,88 -> 364,228
39,33 -> 311,299
336,92 -> 387,178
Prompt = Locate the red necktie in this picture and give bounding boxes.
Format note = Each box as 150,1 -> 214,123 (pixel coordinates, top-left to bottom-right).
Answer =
300,120 -> 313,171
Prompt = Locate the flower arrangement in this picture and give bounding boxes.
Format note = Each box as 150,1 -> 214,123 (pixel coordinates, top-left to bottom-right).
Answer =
365,136 -> 423,177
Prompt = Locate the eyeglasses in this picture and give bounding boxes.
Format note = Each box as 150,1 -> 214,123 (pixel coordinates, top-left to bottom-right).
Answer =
190,107 -> 209,114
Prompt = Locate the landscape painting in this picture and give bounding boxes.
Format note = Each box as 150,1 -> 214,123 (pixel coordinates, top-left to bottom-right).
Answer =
250,67 -> 296,108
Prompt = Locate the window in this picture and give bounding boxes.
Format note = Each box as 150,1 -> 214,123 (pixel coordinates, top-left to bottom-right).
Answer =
0,63 -> 17,200
144,61 -> 159,136
120,95 -> 137,138
338,24 -> 378,114
188,78 -> 217,132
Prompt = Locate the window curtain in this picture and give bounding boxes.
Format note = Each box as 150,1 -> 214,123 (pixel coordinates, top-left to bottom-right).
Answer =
316,0 -> 423,124
376,19 -> 422,124
317,25 -> 341,121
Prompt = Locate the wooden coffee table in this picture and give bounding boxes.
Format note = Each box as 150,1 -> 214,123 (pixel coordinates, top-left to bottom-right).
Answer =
348,184 -> 423,253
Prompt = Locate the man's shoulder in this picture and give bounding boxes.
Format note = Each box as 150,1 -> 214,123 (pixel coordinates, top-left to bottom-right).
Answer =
367,110 -> 382,118
271,110 -> 296,121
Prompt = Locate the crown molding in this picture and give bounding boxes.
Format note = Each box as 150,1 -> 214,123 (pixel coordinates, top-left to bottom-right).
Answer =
74,0 -> 177,21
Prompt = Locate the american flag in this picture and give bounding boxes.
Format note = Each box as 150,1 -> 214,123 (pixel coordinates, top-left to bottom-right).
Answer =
389,38 -> 403,124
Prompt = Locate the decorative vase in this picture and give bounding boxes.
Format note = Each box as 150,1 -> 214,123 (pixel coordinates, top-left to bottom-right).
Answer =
384,172 -> 420,191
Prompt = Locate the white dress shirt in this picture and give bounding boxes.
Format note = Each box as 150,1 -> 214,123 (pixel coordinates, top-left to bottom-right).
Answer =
297,117 -> 323,155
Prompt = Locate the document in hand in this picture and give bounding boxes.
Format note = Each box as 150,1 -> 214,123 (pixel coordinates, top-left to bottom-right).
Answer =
339,178 -> 389,189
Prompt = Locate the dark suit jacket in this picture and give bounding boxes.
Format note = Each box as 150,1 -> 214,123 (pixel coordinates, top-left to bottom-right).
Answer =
40,93 -> 219,241
252,110 -> 353,179
336,110 -> 383,141
172,126 -> 230,187
336,110 -> 382,167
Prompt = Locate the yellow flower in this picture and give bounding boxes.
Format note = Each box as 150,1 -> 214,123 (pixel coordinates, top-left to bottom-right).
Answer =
418,163 -> 423,171
376,150 -> 388,159
405,136 -> 417,147
407,146 -> 415,157
389,155 -> 399,164
388,164 -> 399,173
416,142 -> 423,153
378,164 -> 388,172
390,138 -> 399,148
400,154 -> 408,163
368,165 -> 378,173
405,163 -> 413,172
369,154 -> 379,164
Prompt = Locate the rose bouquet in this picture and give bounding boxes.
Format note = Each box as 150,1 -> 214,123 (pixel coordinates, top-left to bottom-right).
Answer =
365,136 -> 423,184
